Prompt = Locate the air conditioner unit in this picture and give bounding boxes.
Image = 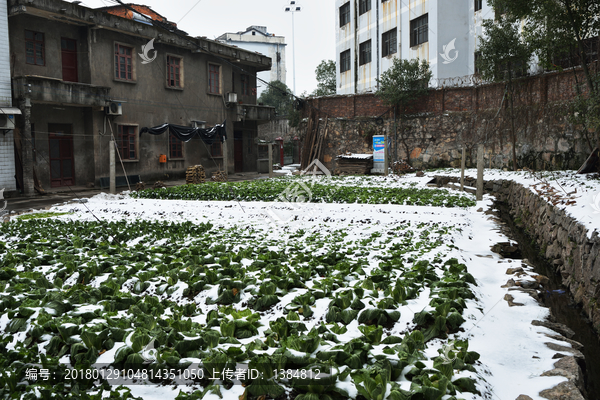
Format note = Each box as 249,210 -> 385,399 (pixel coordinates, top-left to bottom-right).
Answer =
105,102 -> 122,116
226,93 -> 238,104
0,114 -> 15,130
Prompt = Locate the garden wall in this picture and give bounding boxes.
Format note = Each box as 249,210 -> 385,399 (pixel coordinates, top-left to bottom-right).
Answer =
439,175 -> 600,334
302,65 -> 598,173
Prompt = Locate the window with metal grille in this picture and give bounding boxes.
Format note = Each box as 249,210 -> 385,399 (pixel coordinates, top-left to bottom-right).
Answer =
208,64 -> 220,94
241,74 -> 252,96
359,40 -> 372,65
25,30 -> 45,66
359,0 -> 371,15
211,141 -> 223,157
382,29 -> 397,57
118,125 -> 137,160
115,43 -> 133,80
340,50 -> 351,72
475,0 -> 482,12
169,134 -> 183,159
339,2 -> 350,26
167,56 -> 181,88
410,14 -> 428,47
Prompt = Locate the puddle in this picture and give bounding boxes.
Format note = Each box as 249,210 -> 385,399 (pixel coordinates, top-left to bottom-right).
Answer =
494,200 -> 600,400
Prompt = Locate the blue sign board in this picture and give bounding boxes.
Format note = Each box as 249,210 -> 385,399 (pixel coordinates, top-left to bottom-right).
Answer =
373,136 -> 385,162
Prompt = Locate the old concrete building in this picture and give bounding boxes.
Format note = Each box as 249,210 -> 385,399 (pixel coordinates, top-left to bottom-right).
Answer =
216,26 -> 287,96
8,0 -> 274,193
335,0 -> 495,94
0,0 -> 20,196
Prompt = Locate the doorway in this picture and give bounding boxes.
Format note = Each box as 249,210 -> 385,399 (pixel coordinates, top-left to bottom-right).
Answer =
48,124 -> 75,187
234,131 -> 243,173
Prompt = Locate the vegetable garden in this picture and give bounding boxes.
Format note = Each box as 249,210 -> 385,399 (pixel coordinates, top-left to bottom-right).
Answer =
0,178 -> 486,400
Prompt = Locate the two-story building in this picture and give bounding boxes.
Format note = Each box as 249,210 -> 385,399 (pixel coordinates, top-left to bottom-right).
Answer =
8,0 -> 274,194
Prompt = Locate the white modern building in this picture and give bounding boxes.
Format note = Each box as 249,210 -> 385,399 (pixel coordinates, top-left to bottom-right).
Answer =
217,26 -> 287,96
0,0 -> 20,195
335,0 -> 494,94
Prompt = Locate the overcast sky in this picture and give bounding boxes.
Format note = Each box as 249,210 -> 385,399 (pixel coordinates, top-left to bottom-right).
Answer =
70,0 -> 336,95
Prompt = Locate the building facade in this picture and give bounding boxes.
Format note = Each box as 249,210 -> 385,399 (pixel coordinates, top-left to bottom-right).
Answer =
8,0 -> 274,194
0,0 -> 20,196
217,26 -> 287,96
335,0 -> 494,94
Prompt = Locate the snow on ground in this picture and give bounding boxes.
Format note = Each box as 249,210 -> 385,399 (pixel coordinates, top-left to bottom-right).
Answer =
434,168 -> 600,238
36,172 -> 582,400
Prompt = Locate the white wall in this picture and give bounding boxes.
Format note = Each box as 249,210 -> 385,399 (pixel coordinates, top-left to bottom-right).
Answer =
0,0 -> 11,106
0,0 -> 16,192
335,0 -> 493,94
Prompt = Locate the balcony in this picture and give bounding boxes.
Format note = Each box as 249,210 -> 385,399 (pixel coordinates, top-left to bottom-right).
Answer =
236,104 -> 276,124
13,76 -> 110,107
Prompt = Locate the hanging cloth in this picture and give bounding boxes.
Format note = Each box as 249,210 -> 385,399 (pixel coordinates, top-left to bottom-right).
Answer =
140,121 -> 227,144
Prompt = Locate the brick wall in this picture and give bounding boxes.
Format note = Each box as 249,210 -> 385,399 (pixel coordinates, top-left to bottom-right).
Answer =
300,66 -> 597,172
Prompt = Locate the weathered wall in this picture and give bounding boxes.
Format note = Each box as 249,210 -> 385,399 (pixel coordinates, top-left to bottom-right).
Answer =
302,66 -> 598,173
495,181 -> 600,334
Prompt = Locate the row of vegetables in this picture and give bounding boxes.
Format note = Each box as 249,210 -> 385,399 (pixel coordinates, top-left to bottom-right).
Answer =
0,211 -> 481,400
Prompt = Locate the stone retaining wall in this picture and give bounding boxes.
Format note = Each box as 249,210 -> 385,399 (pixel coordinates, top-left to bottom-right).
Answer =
437,175 -> 600,331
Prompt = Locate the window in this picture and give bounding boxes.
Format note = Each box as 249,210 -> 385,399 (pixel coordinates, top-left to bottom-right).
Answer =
211,141 -> 223,157
359,40 -> 372,65
118,125 -> 137,160
382,29 -> 397,57
339,2 -> 350,26
25,30 -> 45,66
410,14 -> 428,47
115,43 -> 133,81
340,49 -> 351,72
241,74 -> 252,96
169,134 -> 183,159
167,56 -> 182,88
208,64 -> 220,94
474,51 -> 481,75
475,0 -> 482,11
359,0 -> 371,15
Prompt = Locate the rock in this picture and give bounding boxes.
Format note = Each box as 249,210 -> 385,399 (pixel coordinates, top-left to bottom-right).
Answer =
502,279 -> 516,288
546,356 -> 586,394
543,334 -> 584,351
416,171 -> 424,177
544,342 -> 584,360
532,320 -> 575,338
534,275 -> 550,286
553,259 -> 564,266
506,267 -> 524,274
517,280 -> 539,289
516,396 -> 533,400
539,381 -> 585,400
504,294 -> 524,307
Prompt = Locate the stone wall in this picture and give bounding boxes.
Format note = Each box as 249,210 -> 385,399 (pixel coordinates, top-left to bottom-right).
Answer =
301,65 -> 598,172
437,175 -> 600,334
496,182 -> 600,333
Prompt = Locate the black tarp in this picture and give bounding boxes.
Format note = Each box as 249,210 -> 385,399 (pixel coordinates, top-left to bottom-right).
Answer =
140,121 -> 226,144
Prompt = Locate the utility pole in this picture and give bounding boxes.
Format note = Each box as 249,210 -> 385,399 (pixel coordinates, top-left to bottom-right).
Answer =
109,140 -> 116,194
284,1 -> 302,95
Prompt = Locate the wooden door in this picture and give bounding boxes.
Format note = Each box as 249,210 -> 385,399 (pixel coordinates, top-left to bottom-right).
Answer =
61,38 -> 78,82
234,131 -> 243,173
48,124 -> 75,187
